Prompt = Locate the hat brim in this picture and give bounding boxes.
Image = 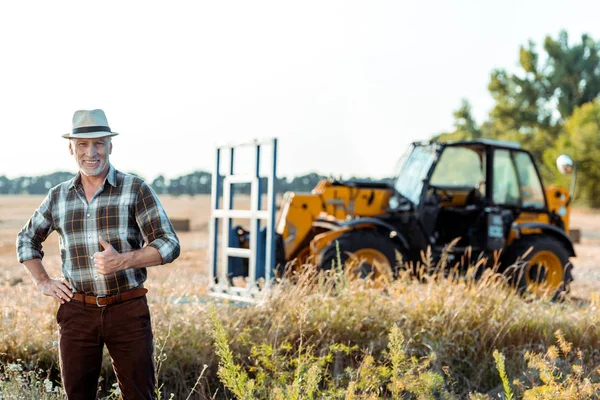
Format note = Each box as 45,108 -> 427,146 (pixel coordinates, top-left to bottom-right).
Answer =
62,131 -> 119,139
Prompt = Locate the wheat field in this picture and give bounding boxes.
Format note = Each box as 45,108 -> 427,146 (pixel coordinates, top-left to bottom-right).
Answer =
2,194 -> 598,301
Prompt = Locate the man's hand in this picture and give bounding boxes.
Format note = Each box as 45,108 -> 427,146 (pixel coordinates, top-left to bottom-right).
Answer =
94,236 -> 124,275
38,278 -> 73,304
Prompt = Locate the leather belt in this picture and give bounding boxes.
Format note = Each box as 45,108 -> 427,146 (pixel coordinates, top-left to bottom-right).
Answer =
72,288 -> 148,307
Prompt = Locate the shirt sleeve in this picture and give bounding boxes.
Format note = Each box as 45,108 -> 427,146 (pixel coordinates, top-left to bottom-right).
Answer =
134,182 -> 181,264
16,191 -> 55,263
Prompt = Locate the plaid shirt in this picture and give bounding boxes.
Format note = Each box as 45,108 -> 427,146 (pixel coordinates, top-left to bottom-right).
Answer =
17,165 -> 180,296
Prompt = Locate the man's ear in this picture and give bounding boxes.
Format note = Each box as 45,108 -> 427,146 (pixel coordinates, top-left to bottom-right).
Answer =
109,142 -> 113,154
68,141 -> 74,155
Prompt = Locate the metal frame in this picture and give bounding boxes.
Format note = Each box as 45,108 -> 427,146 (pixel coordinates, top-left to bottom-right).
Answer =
208,138 -> 278,302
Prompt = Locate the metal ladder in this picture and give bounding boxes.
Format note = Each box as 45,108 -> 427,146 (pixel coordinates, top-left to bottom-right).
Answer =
208,138 -> 278,302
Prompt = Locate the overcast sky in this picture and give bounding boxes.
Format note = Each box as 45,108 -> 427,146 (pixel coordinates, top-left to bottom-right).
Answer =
1,0 -> 599,182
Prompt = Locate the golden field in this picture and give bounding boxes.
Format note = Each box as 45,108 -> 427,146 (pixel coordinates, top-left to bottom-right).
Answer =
2,194 -> 599,302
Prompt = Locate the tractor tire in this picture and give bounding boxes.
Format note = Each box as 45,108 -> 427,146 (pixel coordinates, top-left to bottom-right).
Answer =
501,235 -> 573,299
319,230 -> 404,280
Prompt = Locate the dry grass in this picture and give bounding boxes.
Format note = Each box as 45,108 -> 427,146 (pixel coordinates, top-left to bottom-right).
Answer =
3,265 -> 600,398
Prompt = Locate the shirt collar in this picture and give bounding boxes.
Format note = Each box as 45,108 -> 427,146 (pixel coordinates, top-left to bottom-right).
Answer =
105,164 -> 117,187
68,164 -> 117,190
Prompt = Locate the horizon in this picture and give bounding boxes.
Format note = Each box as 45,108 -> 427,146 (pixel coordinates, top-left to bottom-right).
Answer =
1,1 -> 599,182
0,164 -> 396,183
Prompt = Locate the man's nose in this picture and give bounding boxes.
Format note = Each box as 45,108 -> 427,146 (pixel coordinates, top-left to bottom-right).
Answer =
85,146 -> 97,157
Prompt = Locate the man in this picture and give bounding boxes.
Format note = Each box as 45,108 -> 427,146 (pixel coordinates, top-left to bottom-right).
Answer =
16,109 -> 180,399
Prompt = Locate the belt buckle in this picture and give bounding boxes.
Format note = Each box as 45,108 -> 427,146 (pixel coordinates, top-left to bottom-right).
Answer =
96,295 -> 107,307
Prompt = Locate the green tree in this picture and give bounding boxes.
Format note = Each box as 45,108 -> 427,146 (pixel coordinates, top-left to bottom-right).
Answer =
434,99 -> 481,142
151,175 -> 168,194
545,32 -> 600,119
453,99 -> 482,139
548,100 -> 600,207
488,31 -> 600,135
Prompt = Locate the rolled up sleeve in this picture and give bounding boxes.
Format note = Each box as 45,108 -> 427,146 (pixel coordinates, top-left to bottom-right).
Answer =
135,182 -> 181,264
16,192 -> 55,263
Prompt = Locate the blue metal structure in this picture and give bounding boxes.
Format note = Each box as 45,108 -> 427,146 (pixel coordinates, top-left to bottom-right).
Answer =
208,138 -> 278,302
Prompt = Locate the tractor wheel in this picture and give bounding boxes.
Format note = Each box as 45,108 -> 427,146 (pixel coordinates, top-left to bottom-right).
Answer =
501,235 -> 573,298
319,230 -> 403,281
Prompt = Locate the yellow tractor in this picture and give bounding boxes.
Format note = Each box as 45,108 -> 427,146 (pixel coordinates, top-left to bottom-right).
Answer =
235,139 -> 576,296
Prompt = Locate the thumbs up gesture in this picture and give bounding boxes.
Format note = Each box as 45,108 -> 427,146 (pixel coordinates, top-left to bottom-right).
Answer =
94,236 -> 124,275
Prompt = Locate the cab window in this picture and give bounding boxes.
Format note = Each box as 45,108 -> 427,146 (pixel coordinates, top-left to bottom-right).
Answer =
493,149 -> 520,206
430,147 -> 484,188
394,145 -> 437,205
513,151 -> 546,209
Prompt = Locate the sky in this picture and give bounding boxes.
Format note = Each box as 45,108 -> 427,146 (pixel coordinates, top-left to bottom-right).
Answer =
1,0 -> 600,182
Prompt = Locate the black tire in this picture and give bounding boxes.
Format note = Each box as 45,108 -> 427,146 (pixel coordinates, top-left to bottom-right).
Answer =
319,230 -> 404,279
501,235 -> 573,298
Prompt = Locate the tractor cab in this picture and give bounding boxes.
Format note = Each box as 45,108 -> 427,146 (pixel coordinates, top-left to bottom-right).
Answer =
390,139 -> 566,262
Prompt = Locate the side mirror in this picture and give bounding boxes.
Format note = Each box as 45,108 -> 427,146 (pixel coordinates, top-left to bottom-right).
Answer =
556,154 -> 577,205
556,154 -> 574,175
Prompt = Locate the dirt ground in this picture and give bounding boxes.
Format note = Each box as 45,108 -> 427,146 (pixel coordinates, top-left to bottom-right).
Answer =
1,194 -> 599,301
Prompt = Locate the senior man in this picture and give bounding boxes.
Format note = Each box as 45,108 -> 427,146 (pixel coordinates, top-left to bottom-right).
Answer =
16,109 -> 180,399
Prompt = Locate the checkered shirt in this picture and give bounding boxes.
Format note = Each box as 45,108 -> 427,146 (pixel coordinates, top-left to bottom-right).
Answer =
16,165 -> 180,296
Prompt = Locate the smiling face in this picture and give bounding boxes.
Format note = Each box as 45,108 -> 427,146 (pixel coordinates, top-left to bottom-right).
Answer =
69,137 -> 112,177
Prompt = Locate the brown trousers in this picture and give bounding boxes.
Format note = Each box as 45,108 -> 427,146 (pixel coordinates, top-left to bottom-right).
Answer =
56,296 -> 155,400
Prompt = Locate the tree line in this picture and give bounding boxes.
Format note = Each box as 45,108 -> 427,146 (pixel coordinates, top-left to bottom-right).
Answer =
0,170 -> 391,196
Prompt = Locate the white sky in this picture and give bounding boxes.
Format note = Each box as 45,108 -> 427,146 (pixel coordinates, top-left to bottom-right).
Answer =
1,0 -> 599,182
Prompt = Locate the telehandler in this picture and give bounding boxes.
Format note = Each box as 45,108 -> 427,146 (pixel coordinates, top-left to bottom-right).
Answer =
235,139 -> 576,296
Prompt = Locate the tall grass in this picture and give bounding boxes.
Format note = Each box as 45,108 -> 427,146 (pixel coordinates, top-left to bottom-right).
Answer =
2,261 -> 600,398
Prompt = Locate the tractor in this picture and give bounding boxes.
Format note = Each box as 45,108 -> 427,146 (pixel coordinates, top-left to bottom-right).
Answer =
235,139 -> 577,296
